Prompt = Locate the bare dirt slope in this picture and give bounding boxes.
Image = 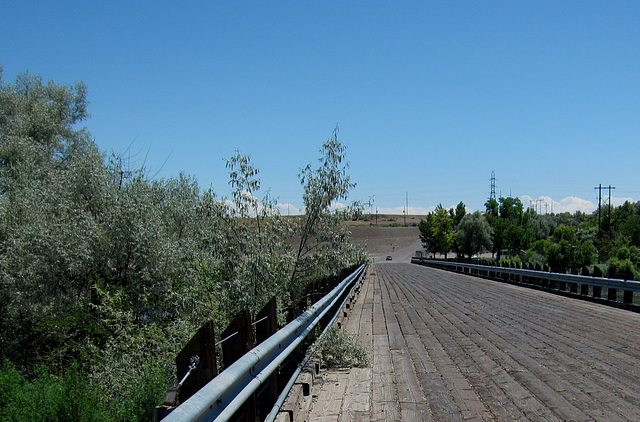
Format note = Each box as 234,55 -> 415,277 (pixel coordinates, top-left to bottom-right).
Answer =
347,226 -> 422,263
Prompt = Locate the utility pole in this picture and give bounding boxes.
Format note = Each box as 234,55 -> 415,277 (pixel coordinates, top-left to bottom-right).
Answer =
594,184 -> 614,237
489,171 -> 496,201
534,199 -> 543,215
595,184 -> 602,238
607,185 -> 615,235
404,191 -> 408,226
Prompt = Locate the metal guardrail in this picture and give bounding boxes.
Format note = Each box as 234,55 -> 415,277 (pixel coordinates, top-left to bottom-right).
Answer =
162,263 -> 366,422
412,257 -> 640,292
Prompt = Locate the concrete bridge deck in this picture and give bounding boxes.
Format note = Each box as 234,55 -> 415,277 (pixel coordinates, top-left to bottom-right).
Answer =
304,263 -> 640,421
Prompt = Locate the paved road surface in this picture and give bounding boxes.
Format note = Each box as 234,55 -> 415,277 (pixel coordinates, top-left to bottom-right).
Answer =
372,239 -> 423,264
305,263 -> 640,421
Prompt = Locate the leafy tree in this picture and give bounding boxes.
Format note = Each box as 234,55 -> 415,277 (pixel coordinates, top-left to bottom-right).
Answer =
454,201 -> 467,226
484,197 -> 499,218
430,204 -> 454,259
451,201 -> 467,257
0,67 -> 367,412
418,215 -> 435,258
290,125 -> 364,302
222,152 -> 293,316
455,211 -> 493,259
484,196 -> 531,259
0,69 -> 103,366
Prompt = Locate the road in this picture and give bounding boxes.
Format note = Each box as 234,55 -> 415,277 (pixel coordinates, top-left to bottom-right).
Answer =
305,263 -> 640,421
372,239 -> 423,263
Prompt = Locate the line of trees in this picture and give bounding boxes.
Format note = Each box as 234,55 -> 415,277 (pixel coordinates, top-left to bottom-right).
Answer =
419,196 -> 640,280
0,66 -> 366,421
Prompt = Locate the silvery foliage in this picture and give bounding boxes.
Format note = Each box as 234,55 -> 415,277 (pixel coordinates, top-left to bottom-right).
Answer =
0,69 -> 100,363
223,152 -> 294,318
455,211 -> 494,258
0,68 -> 366,398
291,126 -> 367,300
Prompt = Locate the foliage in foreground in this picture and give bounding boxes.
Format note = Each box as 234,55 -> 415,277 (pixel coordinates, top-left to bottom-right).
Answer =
0,359 -> 167,422
0,66 -> 367,415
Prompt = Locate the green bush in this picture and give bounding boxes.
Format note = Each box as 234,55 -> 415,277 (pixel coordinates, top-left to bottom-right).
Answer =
0,358 -> 168,422
317,327 -> 369,369
608,257 -> 638,280
0,360 -> 109,422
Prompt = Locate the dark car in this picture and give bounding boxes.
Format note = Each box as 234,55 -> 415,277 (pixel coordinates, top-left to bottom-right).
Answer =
386,256 -> 392,261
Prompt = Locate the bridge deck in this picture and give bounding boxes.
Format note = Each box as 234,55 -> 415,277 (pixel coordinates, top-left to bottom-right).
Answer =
305,263 -> 640,421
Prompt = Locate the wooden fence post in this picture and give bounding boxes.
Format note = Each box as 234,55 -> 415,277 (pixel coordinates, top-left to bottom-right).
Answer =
175,320 -> 218,403
255,297 -> 279,420
222,310 -> 256,422
156,320 -> 218,420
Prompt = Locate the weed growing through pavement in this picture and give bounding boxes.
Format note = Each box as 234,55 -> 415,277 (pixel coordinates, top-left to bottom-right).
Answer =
317,327 -> 370,369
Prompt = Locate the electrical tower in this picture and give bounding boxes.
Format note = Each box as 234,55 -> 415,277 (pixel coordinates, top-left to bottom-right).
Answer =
489,171 -> 497,201
594,184 -> 615,238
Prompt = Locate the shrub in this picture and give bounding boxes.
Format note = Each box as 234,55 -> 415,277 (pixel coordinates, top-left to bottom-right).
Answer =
0,360 -> 109,422
317,327 -> 369,369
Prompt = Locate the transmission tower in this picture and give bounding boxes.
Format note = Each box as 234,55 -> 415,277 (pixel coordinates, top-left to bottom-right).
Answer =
489,171 -> 497,201
594,184 -> 615,238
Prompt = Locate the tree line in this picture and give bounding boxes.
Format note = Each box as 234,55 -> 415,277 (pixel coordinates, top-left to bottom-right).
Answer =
0,67 -> 366,421
419,196 -> 640,280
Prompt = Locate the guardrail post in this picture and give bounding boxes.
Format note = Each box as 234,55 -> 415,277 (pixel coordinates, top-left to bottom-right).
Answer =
624,290 -> 634,305
176,320 -> 218,403
608,288 -> 618,302
593,285 -> 602,298
255,297 -> 279,420
222,310 -> 256,422
580,284 -> 589,296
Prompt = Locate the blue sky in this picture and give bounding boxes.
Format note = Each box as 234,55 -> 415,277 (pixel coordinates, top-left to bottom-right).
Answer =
2,1 -> 639,215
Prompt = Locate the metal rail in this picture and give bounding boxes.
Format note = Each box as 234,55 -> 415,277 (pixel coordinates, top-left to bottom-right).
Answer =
264,261 -> 361,422
162,263 -> 366,422
412,258 -> 640,291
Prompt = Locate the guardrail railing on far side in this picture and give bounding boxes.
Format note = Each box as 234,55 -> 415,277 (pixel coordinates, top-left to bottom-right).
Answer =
411,258 -> 640,308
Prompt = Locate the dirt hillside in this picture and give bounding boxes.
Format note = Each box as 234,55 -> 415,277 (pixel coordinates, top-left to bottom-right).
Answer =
346,225 -> 423,263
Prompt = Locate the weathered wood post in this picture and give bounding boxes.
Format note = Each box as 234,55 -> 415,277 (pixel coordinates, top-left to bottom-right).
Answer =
254,297 -> 279,420
176,320 -> 218,402
155,320 -> 218,420
580,283 -> 589,296
222,310 -> 257,422
592,267 -> 603,298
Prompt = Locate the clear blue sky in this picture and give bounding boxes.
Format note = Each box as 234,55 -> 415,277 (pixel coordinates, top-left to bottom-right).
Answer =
3,1 -> 639,215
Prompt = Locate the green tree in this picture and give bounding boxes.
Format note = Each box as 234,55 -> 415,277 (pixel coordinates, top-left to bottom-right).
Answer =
453,201 -> 467,226
0,67 -> 368,413
455,211 -> 493,259
431,204 -> 455,259
290,125 -> 365,306
0,69 -> 103,366
418,215 -> 435,258
484,196 -> 530,259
